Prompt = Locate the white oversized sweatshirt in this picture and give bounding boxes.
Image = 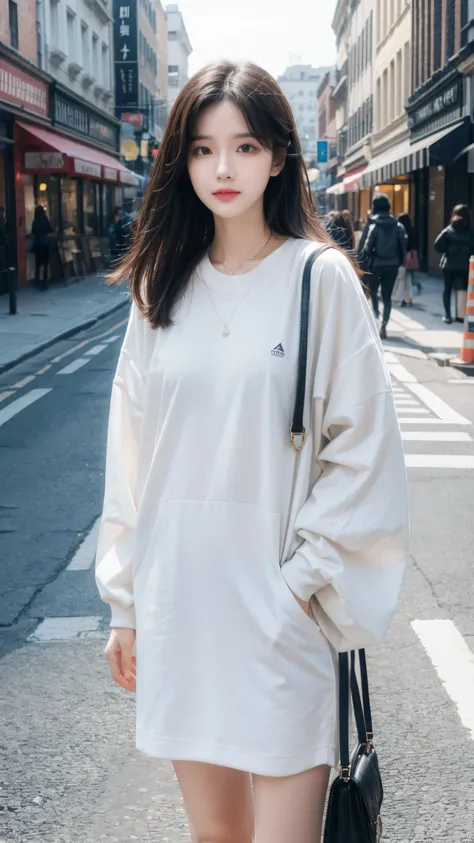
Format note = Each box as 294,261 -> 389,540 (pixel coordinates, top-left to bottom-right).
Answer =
95,238 -> 409,775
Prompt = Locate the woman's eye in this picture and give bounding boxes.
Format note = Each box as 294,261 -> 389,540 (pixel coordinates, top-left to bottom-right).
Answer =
193,146 -> 211,156
238,144 -> 257,153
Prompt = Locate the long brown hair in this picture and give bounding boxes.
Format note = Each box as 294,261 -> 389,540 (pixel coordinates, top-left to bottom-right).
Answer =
450,204 -> 471,230
112,60 -> 350,329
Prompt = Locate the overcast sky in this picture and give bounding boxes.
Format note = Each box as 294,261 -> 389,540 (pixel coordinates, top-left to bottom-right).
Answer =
175,0 -> 337,79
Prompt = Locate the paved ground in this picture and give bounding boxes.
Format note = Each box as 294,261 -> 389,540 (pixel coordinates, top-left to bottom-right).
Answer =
0,275 -> 129,373
1,303 -> 474,841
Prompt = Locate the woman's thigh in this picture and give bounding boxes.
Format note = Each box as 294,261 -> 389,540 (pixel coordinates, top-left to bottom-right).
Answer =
173,760 -> 254,843
252,764 -> 331,843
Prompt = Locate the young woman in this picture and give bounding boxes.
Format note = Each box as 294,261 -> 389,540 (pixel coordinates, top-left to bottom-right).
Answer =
32,205 -> 52,291
95,61 -> 409,843
435,204 -> 474,323
397,213 -> 421,306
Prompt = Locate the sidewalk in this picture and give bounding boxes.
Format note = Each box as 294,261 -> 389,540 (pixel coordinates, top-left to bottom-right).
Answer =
0,268 -> 466,376
0,273 -> 130,374
386,271 -> 465,358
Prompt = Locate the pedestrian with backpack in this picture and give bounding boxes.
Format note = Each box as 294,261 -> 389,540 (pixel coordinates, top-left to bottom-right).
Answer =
434,204 -> 474,324
362,193 -> 407,339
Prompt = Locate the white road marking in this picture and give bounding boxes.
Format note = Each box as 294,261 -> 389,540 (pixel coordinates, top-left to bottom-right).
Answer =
0,390 -> 15,404
447,378 -> 474,384
105,335 -> 120,342
66,518 -> 101,570
384,351 -> 399,364
405,455 -> 474,468
398,418 -> 469,424
402,431 -> 472,442
388,363 -> 417,383
394,399 -> 421,405
405,382 -> 471,425
28,616 -> 103,642
412,620 -> 474,741
0,389 -> 52,428
85,344 -> 108,356
12,375 -> 36,388
57,357 -> 91,375
397,408 -> 430,414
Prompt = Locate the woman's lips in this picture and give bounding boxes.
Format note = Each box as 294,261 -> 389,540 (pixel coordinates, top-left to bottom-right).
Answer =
213,191 -> 241,202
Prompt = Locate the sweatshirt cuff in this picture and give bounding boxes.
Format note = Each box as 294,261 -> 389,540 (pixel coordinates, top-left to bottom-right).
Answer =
109,601 -> 136,629
281,548 -> 327,603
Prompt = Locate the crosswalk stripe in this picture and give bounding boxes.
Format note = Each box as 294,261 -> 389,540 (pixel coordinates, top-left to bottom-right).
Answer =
412,620 -> 474,741
402,432 -> 472,442
405,455 -> 474,468
57,358 -> 91,375
0,389 -> 52,428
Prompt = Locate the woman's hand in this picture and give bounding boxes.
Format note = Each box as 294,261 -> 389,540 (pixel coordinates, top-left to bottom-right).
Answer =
105,627 -> 136,693
291,590 -> 311,616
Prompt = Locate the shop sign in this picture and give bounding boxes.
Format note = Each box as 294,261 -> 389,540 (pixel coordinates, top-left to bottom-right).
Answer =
54,92 -> 118,150
0,59 -> 48,118
119,169 -> 139,185
74,158 -> 102,178
408,80 -> 461,129
103,166 -> 118,181
25,151 -> 64,169
120,111 -> 143,128
113,0 -> 139,109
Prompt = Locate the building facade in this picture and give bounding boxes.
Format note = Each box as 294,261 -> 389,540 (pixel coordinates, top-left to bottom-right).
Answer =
114,0 -> 168,179
316,68 -> 337,207
327,0 -> 350,207
277,64 -> 332,164
166,3 -> 192,114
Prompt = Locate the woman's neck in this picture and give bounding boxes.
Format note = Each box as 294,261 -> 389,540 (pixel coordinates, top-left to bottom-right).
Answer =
210,207 -> 283,272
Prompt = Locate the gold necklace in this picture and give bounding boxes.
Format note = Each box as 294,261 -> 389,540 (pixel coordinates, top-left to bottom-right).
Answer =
202,277 -> 257,337
210,232 -> 273,276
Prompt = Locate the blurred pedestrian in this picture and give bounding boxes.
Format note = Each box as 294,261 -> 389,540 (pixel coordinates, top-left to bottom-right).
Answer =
434,204 -> 474,324
362,193 -> 407,339
32,206 -> 52,291
110,207 -> 132,263
397,213 -> 421,306
326,209 -> 355,252
95,60 -> 408,843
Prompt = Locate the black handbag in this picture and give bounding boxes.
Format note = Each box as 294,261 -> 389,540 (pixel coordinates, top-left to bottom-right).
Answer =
291,247 -> 384,843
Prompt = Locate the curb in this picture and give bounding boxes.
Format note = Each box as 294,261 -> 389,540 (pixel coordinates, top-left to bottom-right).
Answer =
0,296 -> 129,376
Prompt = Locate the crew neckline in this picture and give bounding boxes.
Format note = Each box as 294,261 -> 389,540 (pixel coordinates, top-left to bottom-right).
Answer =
200,237 -> 295,290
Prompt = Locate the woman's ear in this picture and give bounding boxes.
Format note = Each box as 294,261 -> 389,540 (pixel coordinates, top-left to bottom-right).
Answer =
270,150 -> 286,177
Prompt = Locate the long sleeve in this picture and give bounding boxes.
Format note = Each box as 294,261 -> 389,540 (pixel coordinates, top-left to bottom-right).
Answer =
95,301 -> 148,628
281,250 -> 409,652
434,228 -> 449,253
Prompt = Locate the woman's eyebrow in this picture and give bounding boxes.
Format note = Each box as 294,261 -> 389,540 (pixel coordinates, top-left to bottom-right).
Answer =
190,132 -> 257,142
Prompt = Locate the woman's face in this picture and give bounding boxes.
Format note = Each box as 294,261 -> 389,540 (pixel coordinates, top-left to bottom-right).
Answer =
187,100 -> 284,221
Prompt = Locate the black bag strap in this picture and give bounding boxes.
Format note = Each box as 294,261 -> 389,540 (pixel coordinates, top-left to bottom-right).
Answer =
339,649 -> 374,780
290,243 -> 334,452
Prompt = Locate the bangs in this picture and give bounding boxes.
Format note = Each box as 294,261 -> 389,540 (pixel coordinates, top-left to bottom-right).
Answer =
186,88 -> 290,153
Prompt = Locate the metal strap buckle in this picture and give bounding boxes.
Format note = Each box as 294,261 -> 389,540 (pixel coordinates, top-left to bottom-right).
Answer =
290,426 -> 306,452
340,764 -> 351,782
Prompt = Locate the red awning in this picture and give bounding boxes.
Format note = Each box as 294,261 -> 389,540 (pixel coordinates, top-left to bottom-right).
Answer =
17,121 -> 139,185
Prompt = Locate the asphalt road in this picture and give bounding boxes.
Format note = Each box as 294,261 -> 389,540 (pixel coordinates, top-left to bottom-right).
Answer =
1,308 -> 474,842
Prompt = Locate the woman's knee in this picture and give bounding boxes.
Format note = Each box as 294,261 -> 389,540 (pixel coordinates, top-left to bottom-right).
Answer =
193,830 -> 253,843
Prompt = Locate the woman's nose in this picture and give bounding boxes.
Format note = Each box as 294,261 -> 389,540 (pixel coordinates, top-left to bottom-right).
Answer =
216,153 -> 234,180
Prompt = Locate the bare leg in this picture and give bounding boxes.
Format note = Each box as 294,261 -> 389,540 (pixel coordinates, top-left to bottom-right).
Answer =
173,760 -> 254,843
252,765 -> 331,843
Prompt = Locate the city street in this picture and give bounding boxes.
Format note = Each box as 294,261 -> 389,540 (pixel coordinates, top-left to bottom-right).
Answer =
1,304 -> 474,842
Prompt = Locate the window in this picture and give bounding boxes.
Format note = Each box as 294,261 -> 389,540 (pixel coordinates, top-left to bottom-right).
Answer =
433,0 -> 442,71
102,43 -> 109,89
376,77 -> 381,130
9,0 -> 18,49
382,68 -> 388,127
67,11 -> 75,63
446,0 -> 455,59
36,0 -> 43,66
168,64 -> 179,73
396,50 -> 402,115
92,33 -> 99,80
61,179 -> 78,235
376,0 -> 381,43
389,60 -> 395,121
404,41 -> 410,103
83,180 -> 99,235
50,0 -> 59,47
81,23 -> 89,73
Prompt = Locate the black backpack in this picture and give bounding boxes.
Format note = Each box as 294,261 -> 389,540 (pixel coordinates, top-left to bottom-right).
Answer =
372,220 -> 399,261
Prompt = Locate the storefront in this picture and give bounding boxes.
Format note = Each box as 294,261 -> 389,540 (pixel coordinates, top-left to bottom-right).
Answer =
0,44 -> 51,293
15,87 -> 140,286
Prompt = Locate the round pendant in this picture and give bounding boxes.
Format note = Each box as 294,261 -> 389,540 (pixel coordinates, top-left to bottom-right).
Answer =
221,325 -> 230,337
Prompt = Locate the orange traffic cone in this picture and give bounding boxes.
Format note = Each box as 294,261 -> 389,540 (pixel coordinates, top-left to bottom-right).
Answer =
451,256 -> 474,371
